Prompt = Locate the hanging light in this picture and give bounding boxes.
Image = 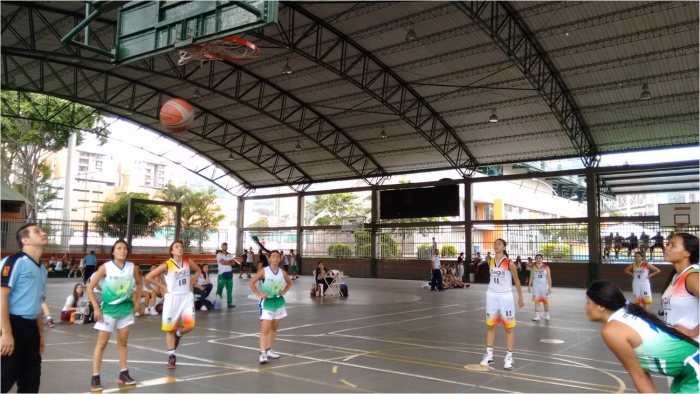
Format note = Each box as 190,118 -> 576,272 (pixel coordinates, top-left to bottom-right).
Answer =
294,141 -> 302,151
228,152 -> 235,160
405,26 -> 417,42
192,88 -> 201,98
379,128 -> 388,139
488,109 -> 499,123
282,62 -> 292,75
125,110 -> 134,115
640,83 -> 652,100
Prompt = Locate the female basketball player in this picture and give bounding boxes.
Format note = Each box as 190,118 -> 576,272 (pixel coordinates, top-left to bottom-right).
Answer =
661,233 -> 699,341
528,254 -> 552,321
87,240 -> 141,391
623,252 -> 660,311
474,238 -> 524,370
248,250 -> 292,364
586,281 -> 699,393
146,241 -> 201,369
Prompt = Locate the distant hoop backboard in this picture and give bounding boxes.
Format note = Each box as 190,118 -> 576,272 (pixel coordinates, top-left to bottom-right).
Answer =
341,217 -> 365,233
659,203 -> 699,227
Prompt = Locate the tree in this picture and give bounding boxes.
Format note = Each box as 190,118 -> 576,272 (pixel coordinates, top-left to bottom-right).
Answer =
249,217 -> 270,228
305,193 -> 369,225
156,183 -> 226,251
12,163 -> 59,215
538,224 -> 588,242
1,91 -> 105,220
94,193 -> 166,238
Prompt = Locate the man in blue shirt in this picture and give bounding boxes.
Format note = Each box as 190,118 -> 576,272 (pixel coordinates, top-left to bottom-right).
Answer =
82,250 -> 97,286
1,223 -> 48,393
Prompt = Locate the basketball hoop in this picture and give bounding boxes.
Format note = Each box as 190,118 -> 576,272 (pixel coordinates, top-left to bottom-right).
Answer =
178,36 -> 260,66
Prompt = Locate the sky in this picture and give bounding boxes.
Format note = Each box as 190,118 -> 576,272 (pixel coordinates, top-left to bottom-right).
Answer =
88,117 -> 699,195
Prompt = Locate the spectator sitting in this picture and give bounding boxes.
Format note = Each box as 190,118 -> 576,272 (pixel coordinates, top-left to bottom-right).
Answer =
60,284 -> 88,323
194,264 -> 213,309
314,261 -> 331,295
54,259 -> 64,272
141,264 -> 161,316
48,254 -> 57,270
67,259 -> 82,278
449,263 -> 458,277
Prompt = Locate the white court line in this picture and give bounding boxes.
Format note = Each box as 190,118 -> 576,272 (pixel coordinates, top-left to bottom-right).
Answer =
277,303 -> 465,332
328,307 -> 485,334
516,321 -> 598,332
209,340 -> 515,393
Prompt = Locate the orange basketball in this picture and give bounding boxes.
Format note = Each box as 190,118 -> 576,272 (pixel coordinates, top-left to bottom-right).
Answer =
160,98 -> 194,132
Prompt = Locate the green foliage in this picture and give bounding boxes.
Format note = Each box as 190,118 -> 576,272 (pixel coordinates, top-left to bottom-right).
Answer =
249,217 -> 270,228
94,193 -> 166,238
541,243 -> 571,259
1,91 -> 104,219
305,193 -> 369,225
328,243 -> 351,257
417,243 -> 434,259
538,224 -> 587,242
156,183 -> 226,252
354,232 -> 398,258
441,244 -> 457,258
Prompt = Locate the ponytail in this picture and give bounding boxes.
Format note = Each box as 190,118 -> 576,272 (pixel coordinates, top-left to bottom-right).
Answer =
588,282 -> 699,348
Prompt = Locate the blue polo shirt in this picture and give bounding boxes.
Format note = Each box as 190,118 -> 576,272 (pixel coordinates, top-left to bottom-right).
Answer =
0,252 -> 47,320
84,253 -> 96,266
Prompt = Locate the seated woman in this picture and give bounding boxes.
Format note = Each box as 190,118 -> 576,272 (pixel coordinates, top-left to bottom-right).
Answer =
60,284 -> 88,322
194,264 -> 214,303
586,281 -> 699,393
314,262 -> 331,296
54,259 -> 64,272
142,264 -> 161,316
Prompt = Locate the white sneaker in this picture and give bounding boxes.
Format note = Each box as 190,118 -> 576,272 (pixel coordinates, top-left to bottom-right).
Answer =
544,313 -> 550,321
266,349 -> 280,359
504,356 -> 514,370
134,312 -> 141,317
200,305 -> 207,311
148,308 -> 159,316
259,352 -> 268,364
532,315 -> 540,321
479,353 -> 494,366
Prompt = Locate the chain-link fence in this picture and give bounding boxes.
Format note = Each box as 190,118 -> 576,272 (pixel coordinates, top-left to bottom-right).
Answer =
599,221 -> 699,264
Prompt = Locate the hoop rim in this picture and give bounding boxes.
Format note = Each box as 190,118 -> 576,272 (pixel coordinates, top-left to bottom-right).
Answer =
202,36 -> 260,62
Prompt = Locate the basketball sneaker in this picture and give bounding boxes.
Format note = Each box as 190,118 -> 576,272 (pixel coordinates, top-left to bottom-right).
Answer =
46,318 -> 55,328
167,354 -> 176,369
503,355 -> 514,370
148,308 -> 159,316
479,353 -> 494,366
544,313 -> 550,321
90,375 -> 103,392
118,370 -> 136,386
259,352 -> 268,364
266,349 -> 280,359
532,314 -> 540,321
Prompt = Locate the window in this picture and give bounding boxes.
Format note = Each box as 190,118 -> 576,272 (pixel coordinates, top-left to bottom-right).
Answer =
79,158 -> 88,164
95,161 -> 102,167
78,166 -> 88,172
79,152 -> 88,157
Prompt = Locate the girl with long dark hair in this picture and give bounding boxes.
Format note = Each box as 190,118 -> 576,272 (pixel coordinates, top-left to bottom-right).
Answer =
87,240 -> 141,391
661,233 -> 699,341
61,284 -> 88,322
586,281 -> 699,393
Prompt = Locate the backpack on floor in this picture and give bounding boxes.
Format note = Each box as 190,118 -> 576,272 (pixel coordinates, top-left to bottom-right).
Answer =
310,284 -> 321,297
73,302 -> 91,324
339,284 -> 348,297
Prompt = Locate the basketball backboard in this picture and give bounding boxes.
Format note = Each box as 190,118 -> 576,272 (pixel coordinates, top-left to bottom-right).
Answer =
658,203 -> 699,227
62,1 -> 278,64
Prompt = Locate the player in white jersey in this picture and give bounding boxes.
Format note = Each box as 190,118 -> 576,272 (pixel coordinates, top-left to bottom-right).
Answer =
146,241 -> 200,370
528,254 -> 552,321
472,238 -> 524,371
661,233 -> 699,342
249,250 -> 292,364
623,252 -> 660,310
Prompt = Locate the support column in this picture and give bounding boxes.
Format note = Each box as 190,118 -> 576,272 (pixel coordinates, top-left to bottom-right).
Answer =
126,198 -> 135,249
370,186 -> 378,278
464,179 -> 473,282
236,197 -> 245,256
586,169 -> 600,284
60,132 -> 77,250
296,193 -> 303,273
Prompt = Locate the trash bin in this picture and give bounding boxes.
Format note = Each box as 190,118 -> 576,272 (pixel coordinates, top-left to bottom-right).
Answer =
470,273 -> 475,283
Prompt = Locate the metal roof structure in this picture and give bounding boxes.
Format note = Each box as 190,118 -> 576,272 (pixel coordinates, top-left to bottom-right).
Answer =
2,1 -> 698,194
599,162 -> 700,195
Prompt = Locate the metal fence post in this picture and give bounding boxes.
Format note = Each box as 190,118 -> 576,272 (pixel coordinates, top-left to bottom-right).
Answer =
82,221 -> 88,253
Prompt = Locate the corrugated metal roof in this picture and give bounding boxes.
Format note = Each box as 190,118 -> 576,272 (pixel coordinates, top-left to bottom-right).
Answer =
1,1 -> 698,190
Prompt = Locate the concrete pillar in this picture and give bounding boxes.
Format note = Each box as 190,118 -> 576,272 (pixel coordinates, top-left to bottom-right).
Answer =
464,179 -> 473,281
236,197 -> 245,256
60,132 -> 77,250
586,169 -> 600,282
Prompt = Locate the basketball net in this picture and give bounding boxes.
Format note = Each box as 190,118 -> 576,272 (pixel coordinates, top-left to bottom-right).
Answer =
178,36 -> 260,66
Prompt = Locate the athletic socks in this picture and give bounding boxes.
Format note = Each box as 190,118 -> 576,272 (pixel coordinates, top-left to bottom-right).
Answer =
175,329 -> 182,338
486,346 -> 493,357
506,350 -> 513,359
168,349 -> 175,356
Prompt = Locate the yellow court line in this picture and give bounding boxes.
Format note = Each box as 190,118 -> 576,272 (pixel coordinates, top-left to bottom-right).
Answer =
332,365 -> 338,373
340,379 -> 358,388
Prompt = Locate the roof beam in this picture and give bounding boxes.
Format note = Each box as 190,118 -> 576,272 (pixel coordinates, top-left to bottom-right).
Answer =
1,50 -> 312,189
606,179 -> 699,188
250,2 -> 480,177
603,172 -> 699,182
454,1 -> 599,168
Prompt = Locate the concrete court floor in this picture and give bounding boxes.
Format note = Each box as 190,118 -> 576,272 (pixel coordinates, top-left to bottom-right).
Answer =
29,275 -> 669,393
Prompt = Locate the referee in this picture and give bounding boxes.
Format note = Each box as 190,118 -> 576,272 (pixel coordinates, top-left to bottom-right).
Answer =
1,223 -> 48,393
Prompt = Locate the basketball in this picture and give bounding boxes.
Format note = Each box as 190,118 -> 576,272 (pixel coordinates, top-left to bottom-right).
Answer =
155,303 -> 163,314
159,98 -> 194,132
